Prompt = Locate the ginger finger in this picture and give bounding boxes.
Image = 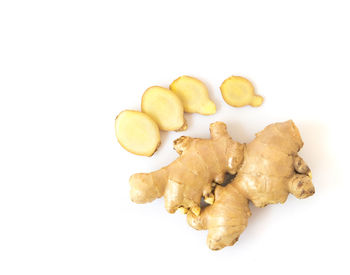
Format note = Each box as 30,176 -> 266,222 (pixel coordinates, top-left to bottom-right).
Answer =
129,122 -> 244,212
294,155 -> 310,174
188,185 -> 250,250
288,174 -> 315,199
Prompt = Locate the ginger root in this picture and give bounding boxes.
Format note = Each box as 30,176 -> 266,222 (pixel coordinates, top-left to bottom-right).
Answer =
141,86 -> 187,131
220,76 -> 264,107
115,110 -> 160,156
130,122 -> 244,213
170,76 -> 216,115
129,120 -> 314,250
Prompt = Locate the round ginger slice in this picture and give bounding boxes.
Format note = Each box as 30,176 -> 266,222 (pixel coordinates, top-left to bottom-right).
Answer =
115,110 -> 160,156
220,76 -> 264,107
141,86 -> 186,131
170,76 -> 216,115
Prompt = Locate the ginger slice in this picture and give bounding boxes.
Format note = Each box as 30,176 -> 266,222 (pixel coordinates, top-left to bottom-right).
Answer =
220,76 -> 264,107
169,76 -> 216,115
141,86 -> 186,131
115,110 -> 160,156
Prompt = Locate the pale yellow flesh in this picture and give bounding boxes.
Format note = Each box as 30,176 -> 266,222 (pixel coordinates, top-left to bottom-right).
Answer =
141,86 -> 186,131
115,110 -> 160,156
170,76 -> 216,115
220,76 -> 264,107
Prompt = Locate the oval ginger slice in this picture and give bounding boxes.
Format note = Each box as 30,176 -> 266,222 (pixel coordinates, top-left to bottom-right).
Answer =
141,86 -> 186,131
220,76 -> 263,107
115,110 -> 160,156
170,76 -> 216,115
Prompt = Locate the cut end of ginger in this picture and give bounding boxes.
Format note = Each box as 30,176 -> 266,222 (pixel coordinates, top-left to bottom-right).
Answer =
141,86 -> 186,131
220,76 -> 264,107
115,110 -> 160,156
170,75 -> 216,115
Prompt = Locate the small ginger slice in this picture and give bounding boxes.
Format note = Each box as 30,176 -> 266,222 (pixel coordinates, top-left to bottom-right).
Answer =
141,86 -> 186,131
170,76 -> 216,115
220,76 -> 264,107
115,110 -> 160,156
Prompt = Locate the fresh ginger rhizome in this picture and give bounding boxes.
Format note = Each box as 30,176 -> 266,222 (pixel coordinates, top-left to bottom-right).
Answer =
129,121 -> 314,250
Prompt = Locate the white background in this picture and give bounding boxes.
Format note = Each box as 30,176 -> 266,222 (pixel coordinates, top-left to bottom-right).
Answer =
1,1 -> 349,274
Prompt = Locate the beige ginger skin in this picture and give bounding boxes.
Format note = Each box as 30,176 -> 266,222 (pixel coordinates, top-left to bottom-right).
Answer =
129,120 -> 314,250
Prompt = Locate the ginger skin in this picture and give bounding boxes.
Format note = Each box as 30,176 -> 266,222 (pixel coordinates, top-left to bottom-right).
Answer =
130,122 -> 244,214
129,121 -> 314,250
